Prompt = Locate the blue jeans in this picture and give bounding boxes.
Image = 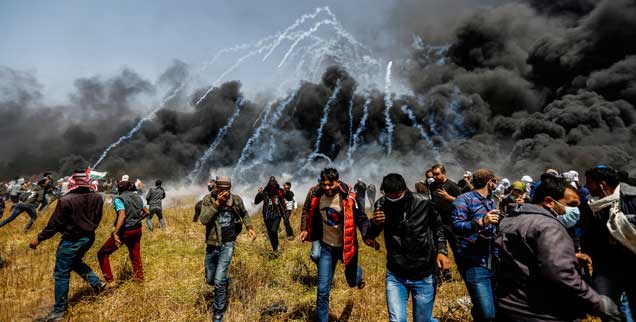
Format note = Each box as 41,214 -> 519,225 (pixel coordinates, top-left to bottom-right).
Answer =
622,293 -> 634,322
461,265 -> 496,322
386,270 -> 438,322
53,237 -> 102,313
204,242 -> 235,315
0,203 -> 37,230
146,207 -> 165,231
310,240 -> 321,264
316,242 -> 362,322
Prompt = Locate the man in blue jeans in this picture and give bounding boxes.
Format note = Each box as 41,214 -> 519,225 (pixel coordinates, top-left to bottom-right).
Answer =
299,168 -> 371,322
29,169 -> 107,322
366,173 -> 451,322
0,178 -> 45,231
452,169 -> 500,322
199,176 -> 256,322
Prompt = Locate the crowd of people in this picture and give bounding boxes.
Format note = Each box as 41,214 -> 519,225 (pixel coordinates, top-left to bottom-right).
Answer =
1,163 -> 635,322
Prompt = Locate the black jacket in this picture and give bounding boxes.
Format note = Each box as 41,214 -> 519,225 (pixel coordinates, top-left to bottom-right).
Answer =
37,187 -> 104,242
495,204 -> 605,322
367,191 -> 447,280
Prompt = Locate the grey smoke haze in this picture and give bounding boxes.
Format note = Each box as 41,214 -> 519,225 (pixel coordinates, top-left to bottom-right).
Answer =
1,0 -> 636,187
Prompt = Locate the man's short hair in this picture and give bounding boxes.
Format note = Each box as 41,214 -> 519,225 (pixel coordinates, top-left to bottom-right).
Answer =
320,168 -> 339,182
532,176 -> 577,204
284,182 -> 292,187
472,169 -> 495,189
431,164 -> 446,174
155,179 -> 162,186
585,166 -> 620,189
380,173 -> 407,194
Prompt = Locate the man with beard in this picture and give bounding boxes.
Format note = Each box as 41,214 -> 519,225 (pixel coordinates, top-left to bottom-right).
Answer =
583,166 -> 636,321
255,176 -> 288,256
299,168 -> 370,322
199,176 -> 256,322
451,169 -> 499,322
495,175 -> 622,322
430,164 -> 462,257
30,169 -> 107,322
367,173 -> 451,322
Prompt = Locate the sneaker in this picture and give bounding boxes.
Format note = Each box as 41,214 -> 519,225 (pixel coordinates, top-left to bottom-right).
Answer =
34,311 -> 65,322
93,280 -> 107,294
212,313 -> 223,322
286,236 -> 294,241
273,248 -> 281,257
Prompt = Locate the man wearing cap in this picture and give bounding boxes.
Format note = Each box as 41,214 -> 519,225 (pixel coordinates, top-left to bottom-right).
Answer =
97,180 -> 148,284
200,176 -> 256,322
451,168 -> 500,322
499,181 -> 530,214
30,169 -> 106,322
458,171 -> 474,194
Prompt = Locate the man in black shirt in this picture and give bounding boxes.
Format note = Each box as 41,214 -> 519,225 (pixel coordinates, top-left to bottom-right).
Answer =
430,164 -> 462,258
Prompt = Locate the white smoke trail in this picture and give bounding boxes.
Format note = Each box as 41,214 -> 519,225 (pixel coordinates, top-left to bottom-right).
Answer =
350,94 -> 371,158
347,94 -> 355,155
383,61 -> 394,155
306,79 -> 342,163
400,104 -> 440,162
187,97 -> 245,182
234,89 -> 298,175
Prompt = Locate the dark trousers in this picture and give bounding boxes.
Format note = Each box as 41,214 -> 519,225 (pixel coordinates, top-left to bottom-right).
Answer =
592,261 -> 636,322
264,217 -> 281,251
97,227 -> 144,282
282,210 -> 294,237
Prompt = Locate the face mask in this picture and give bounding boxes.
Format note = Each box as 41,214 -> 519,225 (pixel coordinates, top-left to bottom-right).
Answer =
426,178 -> 435,185
385,193 -> 405,203
553,200 -> 581,228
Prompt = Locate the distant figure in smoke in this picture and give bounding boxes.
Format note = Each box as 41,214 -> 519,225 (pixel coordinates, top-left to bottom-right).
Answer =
199,176 -> 256,322
9,177 -> 24,204
30,169 -> 107,322
498,181 -> 530,215
282,182 -> 296,241
354,179 -> 367,211
298,168 -> 371,322
38,173 -> 55,212
145,180 -> 166,231
367,183 -> 377,208
0,178 -> 45,231
495,175 -> 623,322
97,180 -> 148,284
255,176 -> 289,256
458,171 -> 474,194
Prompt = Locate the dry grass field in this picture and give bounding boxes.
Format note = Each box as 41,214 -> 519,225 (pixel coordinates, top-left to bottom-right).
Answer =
0,196 -> 599,322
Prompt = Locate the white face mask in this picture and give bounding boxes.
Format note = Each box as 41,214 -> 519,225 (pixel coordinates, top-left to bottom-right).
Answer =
426,178 -> 435,185
385,192 -> 406,202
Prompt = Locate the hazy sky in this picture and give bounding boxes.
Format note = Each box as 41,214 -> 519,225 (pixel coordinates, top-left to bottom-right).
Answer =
0,1 -> 402,101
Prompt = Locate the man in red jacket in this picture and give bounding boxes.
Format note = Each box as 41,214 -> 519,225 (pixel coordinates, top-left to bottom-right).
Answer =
299,168 -> 371,322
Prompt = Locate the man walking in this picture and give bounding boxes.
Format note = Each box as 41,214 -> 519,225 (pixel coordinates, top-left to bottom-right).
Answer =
97,181 -> 148,284
451,169 -> 499,322
367,173 -> 451,322
145,179 -> 166,231
299,168 -> 370,322
495,175 -> 622,322
255,176 -> 288,255
199,176 -> 256,322
29,169 -> 106,322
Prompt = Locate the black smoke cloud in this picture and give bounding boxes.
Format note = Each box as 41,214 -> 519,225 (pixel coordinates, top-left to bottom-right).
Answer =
3,0 -> 636,183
